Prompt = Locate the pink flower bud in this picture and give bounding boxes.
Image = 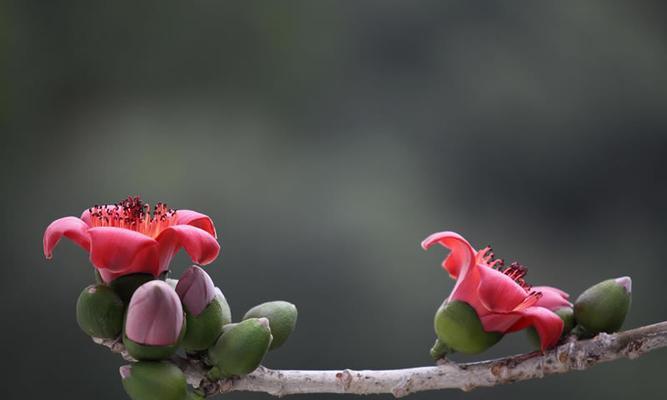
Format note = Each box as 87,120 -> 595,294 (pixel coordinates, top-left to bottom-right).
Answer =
125,281 -> 184,346
175,265 -> 216,316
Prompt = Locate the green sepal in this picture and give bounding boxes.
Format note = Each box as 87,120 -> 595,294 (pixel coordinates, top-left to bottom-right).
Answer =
206,366 -> 223,381
214,289 -> 232,323
110,273 -> 156,305
182,297 -> 231,352
434,300 -> 503,354
243,301 -> 297,350
574,278 -> 631,335
556,307 -> 575,335
208,318 -> 272,378
76,284 -> 124,339
429,338 -> 454,360
222,323 -> 239,334
121,361 -> 187,400
123,318 -> 186,361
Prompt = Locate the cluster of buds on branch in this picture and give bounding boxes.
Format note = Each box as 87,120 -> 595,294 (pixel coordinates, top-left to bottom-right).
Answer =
44,197 -> 634,399
423,232 -> 632,359
44,197 -> 298,400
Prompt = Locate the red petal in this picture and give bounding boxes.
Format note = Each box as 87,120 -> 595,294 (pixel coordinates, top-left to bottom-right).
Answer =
156,225 -> 220,275
43,217 -> 91,259
175,210 -> 217,238
421,231 -> 476,279
477,267 -> 528,313
87,227 -> 159,274
480,312 -> 523,333
533,286 -> 572,310
508,307 -> 564,351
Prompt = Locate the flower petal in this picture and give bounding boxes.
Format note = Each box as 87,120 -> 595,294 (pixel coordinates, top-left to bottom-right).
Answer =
43,217 -> 91,259
156,225 -> 220,275
421,231 -> 476,279
87,227 -> 159,273
508,307 -> 564,351
477,267 -> 528,313
175,210 -> 217,238
480,312 -> 523,333
533,286 -> 572,310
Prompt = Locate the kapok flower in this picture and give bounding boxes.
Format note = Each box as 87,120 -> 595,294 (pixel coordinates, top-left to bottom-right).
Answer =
43,196 -> 220,282
422,231 -> 571,351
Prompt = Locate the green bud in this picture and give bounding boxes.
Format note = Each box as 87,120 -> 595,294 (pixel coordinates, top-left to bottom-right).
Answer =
109,273 -> 155,304
429,338 -> 453,360
434,300 -> 503,354
120,362 -> 187,400
526,307 -> 574,349
182,296 -> 232,352
574,277 -> 631,335
222,323 -> 238,334
76,284 -> 124,339
243,301 -> 297,350
208,318 -> 272,378
123,331 -> 184,361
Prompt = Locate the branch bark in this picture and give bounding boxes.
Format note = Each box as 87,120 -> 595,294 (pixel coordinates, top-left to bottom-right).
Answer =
96,321 -> 667,398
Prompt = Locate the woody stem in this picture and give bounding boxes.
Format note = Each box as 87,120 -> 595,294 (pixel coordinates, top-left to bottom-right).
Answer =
95,320 -> 667,398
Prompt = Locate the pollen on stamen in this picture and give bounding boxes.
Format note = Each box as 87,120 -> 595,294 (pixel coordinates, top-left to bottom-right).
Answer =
89,196 -> 177,238
502,262 -> 533,292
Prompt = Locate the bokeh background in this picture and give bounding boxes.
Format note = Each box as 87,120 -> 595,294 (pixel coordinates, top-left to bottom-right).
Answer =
4,1 -> 667,399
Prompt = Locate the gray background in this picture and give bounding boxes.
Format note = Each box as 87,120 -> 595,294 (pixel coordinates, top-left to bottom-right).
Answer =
4,1 -> 667,399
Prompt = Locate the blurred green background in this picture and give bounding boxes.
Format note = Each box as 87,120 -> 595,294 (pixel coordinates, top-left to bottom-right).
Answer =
4,1 -> 667,399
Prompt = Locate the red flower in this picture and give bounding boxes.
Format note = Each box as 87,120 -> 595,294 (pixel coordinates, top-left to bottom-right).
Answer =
422,231 -> 571,351
43,196 -> 220,282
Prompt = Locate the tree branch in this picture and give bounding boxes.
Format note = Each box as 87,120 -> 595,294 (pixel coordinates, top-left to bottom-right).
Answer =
95,321 -> 667,398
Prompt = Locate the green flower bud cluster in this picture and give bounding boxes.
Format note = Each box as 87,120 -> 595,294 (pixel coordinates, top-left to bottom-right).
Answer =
74,269 -> 298,400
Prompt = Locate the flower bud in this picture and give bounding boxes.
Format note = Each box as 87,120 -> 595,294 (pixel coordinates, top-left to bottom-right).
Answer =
574,276 -> 631,335
242,301 -> 297,350
120,362 -> 187,400
123,281 -> 185,360
526,307 -> 574,349
76,284 -> 124,339
434,300 -> 503,354
109,273 -> 155,304
175,266 -> 232,352
208,318 -> 272,378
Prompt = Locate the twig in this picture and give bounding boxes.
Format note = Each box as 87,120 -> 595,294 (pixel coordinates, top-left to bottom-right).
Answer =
95,321 -> 667,398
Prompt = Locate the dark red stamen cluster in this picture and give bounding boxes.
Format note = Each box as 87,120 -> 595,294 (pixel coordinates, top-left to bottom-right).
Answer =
88,196 -> 176,237
482,246 -> 540,295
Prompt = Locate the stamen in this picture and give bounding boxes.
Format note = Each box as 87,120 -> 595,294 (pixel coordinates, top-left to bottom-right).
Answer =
88,196 -> 177,238
513,290 -> 543,311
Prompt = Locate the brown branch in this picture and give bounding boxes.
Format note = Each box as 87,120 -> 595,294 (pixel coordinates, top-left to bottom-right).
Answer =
95,321 -> 667,398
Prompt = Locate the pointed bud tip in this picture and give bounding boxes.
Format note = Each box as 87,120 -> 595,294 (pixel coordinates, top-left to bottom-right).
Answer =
176,265 -> 216,316
615,276 -> 632,293
119,365 -> 132,380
